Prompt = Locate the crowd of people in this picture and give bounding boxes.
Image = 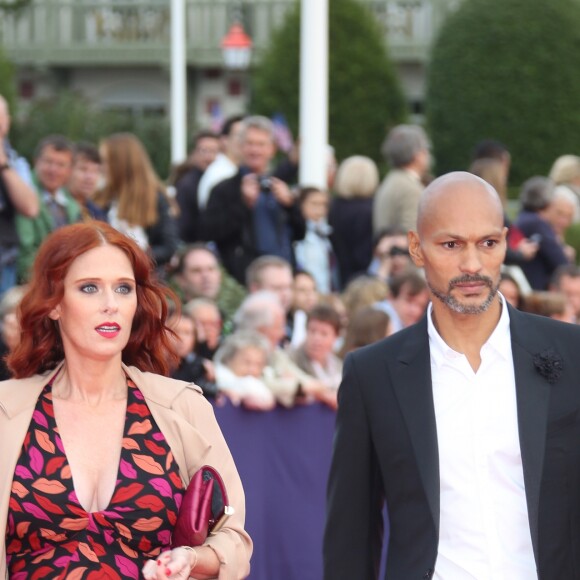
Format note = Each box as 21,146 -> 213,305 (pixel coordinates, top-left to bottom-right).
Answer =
2,94 -> 580,406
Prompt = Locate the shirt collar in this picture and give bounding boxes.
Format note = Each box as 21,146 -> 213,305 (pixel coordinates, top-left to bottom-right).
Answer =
427,292 -> 511,368
42,188 -> 68,206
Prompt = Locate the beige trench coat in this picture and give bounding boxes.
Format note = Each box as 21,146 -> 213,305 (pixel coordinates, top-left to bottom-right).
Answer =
0,363 -> 252,579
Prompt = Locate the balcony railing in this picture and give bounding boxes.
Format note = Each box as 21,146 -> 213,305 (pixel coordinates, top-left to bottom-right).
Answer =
0,0 -> 457,67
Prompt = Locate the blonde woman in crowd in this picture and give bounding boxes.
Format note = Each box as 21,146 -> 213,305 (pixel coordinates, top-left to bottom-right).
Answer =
95,133 -> 179,274
329,155 -> 379,288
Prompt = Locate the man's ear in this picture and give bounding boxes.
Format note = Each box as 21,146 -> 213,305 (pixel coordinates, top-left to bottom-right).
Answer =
408,230 -> 424,267
48,305 -> 61,321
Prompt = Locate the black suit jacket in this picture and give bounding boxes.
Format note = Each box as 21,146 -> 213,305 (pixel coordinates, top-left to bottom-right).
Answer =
200,169 -> 306,284
324,305 -> 580,579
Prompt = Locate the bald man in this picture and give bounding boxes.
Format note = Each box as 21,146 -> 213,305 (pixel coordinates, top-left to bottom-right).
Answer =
324,172 -> 580,580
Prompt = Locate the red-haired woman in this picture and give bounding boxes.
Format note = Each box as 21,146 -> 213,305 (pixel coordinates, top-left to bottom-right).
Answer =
0,222 -> 252,579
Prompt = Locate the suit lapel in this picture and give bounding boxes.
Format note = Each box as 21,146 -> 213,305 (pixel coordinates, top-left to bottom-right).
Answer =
509,307 -> 551,564
390,317 -> 440,535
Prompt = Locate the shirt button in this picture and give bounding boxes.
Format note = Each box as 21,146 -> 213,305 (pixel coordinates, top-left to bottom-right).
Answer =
423,569 -> 434,579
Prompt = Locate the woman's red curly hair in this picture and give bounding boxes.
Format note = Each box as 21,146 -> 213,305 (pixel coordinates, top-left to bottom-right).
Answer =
7,222 -> 180,378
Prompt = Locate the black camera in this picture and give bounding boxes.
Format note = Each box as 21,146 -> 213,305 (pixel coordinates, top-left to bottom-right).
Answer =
388,246 -> 410,257
258,175 -> 272,193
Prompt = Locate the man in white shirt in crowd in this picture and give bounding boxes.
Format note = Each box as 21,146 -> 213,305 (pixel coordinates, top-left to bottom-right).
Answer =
197,115 -> 244,211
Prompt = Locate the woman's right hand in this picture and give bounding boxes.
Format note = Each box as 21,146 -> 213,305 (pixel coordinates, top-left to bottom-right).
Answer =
142,547 -> 196,580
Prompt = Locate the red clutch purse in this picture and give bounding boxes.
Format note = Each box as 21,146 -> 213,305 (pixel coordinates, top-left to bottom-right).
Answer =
171,465 -> 234,547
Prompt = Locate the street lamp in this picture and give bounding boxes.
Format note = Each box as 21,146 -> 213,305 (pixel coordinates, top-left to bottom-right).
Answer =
221,22 -> 253,70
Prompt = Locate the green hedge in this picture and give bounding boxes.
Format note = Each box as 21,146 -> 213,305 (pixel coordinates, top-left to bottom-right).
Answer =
426,0 -> 580,186
252,0 -> 408,165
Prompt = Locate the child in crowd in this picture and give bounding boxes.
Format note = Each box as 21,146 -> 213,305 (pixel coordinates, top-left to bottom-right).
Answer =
294,186 -> 339,294
214,330 -> 276,411
167,310 -> 219,399
290,304 -> 343,409
289,270 -> 319,348
339,306 -> 392,359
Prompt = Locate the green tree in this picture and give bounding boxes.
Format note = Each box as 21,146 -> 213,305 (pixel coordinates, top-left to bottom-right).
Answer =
0,48 -> 16,111
252,0 -> 408,165
11,92 -> 171,179
426,0 -> 580,186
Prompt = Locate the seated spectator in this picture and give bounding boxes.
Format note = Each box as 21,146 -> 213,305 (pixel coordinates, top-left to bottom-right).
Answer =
169,243 -> 246,327
183,297 -> 223,360
201,116 -> 306,284
329,156 -> 379,288
294,186 -> 338,293
246,255 -> 294,343
233,290 -> 327,407
339,306 -> 392,358
499,271 -> 524,309
548,154 -> 580,209
317,291 -> 349,353
167,309 -> 219,399
367,226 -> 411,286
67,142 -> 106,221
0,95 -> 38,293
521,291 -> 576,323
16,134 -> 80,282
0,284 -> 27,380
550,264 -> 580,323
341,275 -> 389,321
213,330 -> 276,411
514,176 -> 571,289
290,304 -> 343,409
95,133 -> 179,274
549,186 -> 577,261
374,268 -> 430,332
290,270 -> 319,348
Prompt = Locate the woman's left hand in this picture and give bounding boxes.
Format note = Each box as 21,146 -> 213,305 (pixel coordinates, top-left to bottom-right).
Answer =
142,547 -> 196,579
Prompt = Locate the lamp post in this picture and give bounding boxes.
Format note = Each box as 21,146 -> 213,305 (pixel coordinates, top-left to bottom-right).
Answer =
221,22 -> 253,70
170,0 -> 186,165
299,0 -> 328,189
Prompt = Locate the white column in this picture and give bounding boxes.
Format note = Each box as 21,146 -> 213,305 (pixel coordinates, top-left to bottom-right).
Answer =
299,0 -> 329,188
170,0 -> 187,164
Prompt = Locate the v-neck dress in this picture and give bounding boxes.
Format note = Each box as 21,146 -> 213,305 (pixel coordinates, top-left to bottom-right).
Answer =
5,380 -> 184,579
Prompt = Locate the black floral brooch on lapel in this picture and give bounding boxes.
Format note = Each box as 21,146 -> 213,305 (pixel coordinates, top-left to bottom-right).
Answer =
533,348 -> 563,384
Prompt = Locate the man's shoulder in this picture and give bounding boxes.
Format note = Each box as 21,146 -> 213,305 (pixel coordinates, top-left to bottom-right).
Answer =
348,321 -> 426,366
511,307 -> 580,340
377,169 -> 419,198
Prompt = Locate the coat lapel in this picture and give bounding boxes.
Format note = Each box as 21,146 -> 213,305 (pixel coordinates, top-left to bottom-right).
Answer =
509,307 -> 551,565
389,317 -> 440,535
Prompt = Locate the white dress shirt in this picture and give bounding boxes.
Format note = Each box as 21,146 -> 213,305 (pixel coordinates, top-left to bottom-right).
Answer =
197,153 -> 237,210
428,295 -> 537,580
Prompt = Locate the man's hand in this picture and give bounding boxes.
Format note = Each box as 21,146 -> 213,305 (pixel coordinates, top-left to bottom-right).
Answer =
241,174 -> 260,208
270,177 -> 295,207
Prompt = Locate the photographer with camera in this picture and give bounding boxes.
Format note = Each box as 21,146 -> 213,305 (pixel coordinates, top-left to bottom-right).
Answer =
367,226 -> 413,287
201,115 -> 305,285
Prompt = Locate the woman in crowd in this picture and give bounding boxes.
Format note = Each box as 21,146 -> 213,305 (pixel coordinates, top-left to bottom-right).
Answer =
167,308 -> 219,400
329,155 -> 379,288
339,305 -> 392,359
0,284 -> 27,380
0,222 -> 251,579
95,133 -> 179,275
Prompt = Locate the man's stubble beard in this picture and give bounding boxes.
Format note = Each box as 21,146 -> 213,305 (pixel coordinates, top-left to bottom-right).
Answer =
428,274 -> 500,315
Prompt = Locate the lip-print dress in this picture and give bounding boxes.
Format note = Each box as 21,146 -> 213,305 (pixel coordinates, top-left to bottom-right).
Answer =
5,380 -> 184,579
